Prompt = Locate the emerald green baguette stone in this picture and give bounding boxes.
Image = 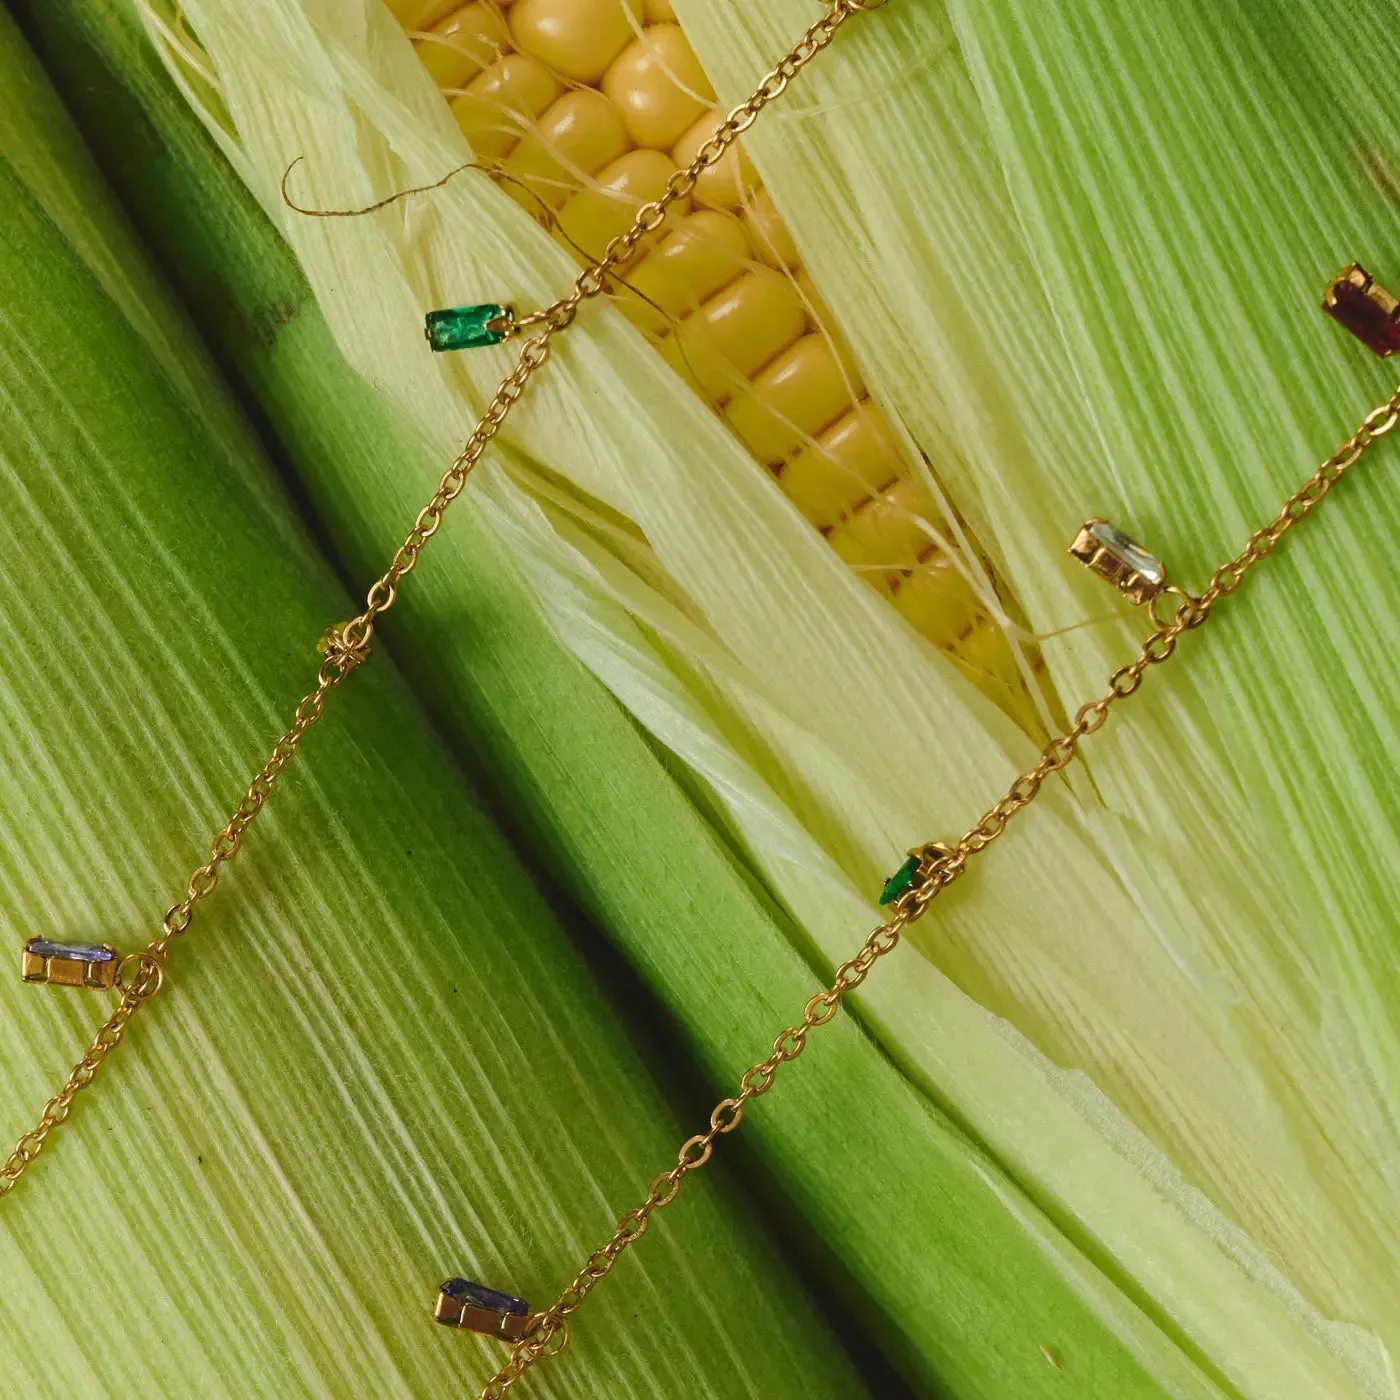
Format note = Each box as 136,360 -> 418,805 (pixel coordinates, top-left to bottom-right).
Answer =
425,303 -> 512,352
880,855 -> 921,905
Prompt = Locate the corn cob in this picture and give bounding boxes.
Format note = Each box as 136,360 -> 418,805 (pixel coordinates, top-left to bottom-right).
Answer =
390,0 -> 1041,726
15,3 -> 1400,1397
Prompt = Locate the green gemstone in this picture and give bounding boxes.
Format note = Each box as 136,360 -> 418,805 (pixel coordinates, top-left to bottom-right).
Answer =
425,303 -> 512,352
880,854 -> 921,905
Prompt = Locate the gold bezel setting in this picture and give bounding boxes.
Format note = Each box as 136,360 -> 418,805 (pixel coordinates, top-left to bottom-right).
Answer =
21,939 -> 119,991
1070,519 -> 1167,604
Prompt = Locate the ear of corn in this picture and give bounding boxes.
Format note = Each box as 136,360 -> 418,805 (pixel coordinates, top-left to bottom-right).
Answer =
131,0 -> 1400,1388
5,0 -> 1398,1396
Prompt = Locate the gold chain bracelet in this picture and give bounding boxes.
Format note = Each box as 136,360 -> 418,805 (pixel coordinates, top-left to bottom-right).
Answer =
6,0 -> 1399,1395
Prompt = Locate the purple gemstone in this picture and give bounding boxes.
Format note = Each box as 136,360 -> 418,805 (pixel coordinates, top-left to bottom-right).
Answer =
25,939 -> 116,963
440,1279 -> 529,1316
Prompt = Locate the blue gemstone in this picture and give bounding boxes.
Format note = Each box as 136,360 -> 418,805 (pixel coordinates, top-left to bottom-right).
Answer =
25,939 -> 116,963
440,1278 -> 529,1316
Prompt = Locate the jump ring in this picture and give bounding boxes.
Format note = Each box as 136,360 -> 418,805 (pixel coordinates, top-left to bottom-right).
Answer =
526,1315 -> 570,1361
117,952 -> 165,1001
1148,585 -> 1205,631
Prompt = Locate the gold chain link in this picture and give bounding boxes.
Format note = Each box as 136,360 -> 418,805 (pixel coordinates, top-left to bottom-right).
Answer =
5,1 -> 1397,1396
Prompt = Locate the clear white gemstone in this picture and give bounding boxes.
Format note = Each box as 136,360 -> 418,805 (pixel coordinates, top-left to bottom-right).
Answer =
1088,521 -> 1164,585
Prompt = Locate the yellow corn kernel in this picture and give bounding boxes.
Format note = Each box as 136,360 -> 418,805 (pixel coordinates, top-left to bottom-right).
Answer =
781,402 -> 899,529
670,267 -> 807,402
415,3 -> 508,90
643,0 -> 676,18
386,0 -> 464,30
509,0 -> 644,84
673,112 -> 760,209
614,294 -> 671,339
557,148 -> 684,259
602,26 -> 714,150
889,553 -> 986,652
653,328 -> 712,402
625,210 -> 751,320
825,478 -> 932,582
743,187 -> 799,270
724,333 -> 860,465
502,89 -> 629,211
451,53 -> 562,159
617,209 -> 749,338
947,619 -> 1024,694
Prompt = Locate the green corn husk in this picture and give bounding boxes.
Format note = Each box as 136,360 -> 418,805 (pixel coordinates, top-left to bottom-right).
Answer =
4,0 -> 1400,1397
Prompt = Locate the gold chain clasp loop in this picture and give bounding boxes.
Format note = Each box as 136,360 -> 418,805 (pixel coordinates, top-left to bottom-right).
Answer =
116,951 -> 165,1001
1148,585 -> 1209,631
512,300 -> 575,335
893,842 -> 964,921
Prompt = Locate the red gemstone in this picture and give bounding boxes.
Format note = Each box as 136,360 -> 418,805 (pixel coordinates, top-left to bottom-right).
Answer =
1323,264 -> 1400,357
